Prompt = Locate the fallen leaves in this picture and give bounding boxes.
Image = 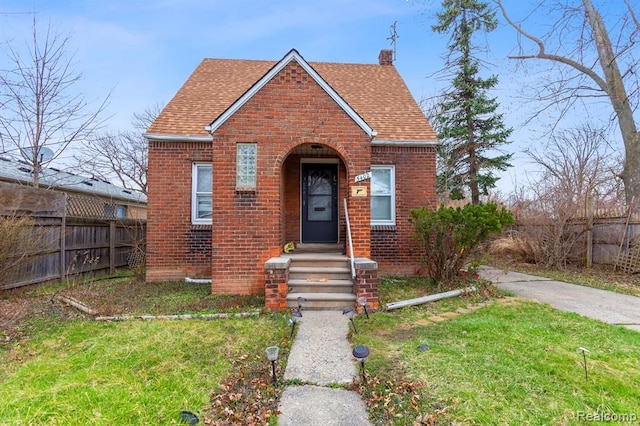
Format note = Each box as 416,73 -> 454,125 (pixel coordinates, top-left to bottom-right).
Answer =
204,364 -> 282,425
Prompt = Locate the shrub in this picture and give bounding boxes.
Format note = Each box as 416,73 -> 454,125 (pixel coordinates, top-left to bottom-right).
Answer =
410,203 -> 514,287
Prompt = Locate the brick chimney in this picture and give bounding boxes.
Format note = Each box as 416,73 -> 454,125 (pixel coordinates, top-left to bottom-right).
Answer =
378,49 -> 393,65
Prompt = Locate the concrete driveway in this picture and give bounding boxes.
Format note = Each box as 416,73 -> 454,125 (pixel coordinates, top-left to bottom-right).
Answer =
479,266 -> 640,332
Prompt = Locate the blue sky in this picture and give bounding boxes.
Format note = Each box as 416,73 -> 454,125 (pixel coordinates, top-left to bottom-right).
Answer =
0,0 -> 636,195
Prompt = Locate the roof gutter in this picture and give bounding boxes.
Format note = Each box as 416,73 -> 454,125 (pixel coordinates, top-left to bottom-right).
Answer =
371,139 -> 439,147
144,133 -> 213,142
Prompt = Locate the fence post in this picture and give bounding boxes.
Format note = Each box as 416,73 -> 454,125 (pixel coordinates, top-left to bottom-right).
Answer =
586,195 -> 593,269
60,198 -> 67,282
110,220 -> 116,274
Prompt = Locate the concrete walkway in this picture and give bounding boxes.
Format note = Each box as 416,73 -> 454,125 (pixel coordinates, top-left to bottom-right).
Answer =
278,310 -> 371,426
479,266 -> 640,332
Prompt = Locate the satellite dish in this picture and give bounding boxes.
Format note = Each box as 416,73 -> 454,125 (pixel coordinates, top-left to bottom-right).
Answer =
20,146 -> 54,164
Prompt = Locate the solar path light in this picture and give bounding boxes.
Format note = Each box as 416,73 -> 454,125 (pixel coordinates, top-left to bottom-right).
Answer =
342,306 -> 359,334
296,296 -> 307,312
577,347 -> 590,381
290,310 -> 302,338
357,296 -> 369,319
352,345 -> 370,383
265,346 -> 279,385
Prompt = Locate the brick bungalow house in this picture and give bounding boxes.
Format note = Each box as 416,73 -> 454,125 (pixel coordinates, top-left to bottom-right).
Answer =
145,49 -> 437,310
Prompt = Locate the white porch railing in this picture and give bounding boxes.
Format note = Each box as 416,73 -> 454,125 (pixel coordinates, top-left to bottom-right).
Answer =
343,198 -> 356,280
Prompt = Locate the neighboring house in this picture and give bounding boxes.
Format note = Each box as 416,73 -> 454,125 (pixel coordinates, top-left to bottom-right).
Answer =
145,49 -> 437,310
0,155 -> 147,219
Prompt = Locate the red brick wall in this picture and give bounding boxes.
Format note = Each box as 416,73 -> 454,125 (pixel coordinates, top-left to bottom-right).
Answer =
146,61 -> 437,291
283,155 -> 300,243
371,145 -> 437,275
146,141 -> 212,281
210,61 -> 371,294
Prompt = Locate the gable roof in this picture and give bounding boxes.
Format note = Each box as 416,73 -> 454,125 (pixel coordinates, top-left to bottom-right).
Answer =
146,50 -> 436,143
0,155 -> 147,204
206,49 -> 374,138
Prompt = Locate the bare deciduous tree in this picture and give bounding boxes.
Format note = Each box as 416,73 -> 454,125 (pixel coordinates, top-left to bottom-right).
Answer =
505,124 -> 622,267
527,125 -> 622,206
74,105 -> 160,195
0,17 -> 108,187
495,0 -> 640,203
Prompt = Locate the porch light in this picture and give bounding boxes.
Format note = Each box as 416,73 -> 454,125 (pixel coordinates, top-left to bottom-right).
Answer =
311,144 -> 323,150
265,346 -> 280,385
297,296 -> 307,312
342,306 -> 359,334
352,345 -> 370,383
357,296 -> 369,319
290,311 -> 302,338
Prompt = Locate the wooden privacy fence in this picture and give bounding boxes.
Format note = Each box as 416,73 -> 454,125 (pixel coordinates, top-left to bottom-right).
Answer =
511,205 -> 640,270
0,183 -> 146,290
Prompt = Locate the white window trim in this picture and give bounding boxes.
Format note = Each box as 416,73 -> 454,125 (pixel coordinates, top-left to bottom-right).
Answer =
371,165 -> 396,226
192,162 -> 212,224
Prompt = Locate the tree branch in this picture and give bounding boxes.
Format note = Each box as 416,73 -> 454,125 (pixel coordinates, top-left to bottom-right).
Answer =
495,0 -> 608,93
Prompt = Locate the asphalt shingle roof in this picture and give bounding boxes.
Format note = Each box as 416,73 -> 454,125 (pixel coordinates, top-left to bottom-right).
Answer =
148,53 -> 436,142
0,155 -> 147,204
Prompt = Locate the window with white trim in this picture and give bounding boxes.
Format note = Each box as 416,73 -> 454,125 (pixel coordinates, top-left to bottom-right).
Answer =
236,143 -> 257,189
371,165 -> 395,225
192,163 -> 212,223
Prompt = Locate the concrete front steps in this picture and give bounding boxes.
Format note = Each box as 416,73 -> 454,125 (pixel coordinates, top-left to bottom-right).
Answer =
284,251 -> 356,310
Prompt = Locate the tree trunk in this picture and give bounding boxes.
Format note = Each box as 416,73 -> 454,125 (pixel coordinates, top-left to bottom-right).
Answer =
497,0 -> 640,204
583,0 -> 638,203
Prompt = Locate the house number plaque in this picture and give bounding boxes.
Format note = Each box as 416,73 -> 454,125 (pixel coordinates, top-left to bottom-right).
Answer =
354,171 -> 371,182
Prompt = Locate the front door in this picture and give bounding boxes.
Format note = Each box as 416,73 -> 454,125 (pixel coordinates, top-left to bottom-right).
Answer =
302,163 -> 338,243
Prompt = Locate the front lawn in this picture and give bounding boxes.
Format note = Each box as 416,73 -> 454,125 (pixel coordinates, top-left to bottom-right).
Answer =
0,277 -> 288,425
353,278 -> 640,425
2,274 -> 639,425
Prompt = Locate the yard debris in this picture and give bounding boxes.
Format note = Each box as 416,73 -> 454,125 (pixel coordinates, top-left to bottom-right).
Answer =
55,294 -> 98,316
385,286 -> 477,311
94,310 -> 260,321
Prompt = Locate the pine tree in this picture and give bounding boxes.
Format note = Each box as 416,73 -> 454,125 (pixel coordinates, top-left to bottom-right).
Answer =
432,0 -> 512,203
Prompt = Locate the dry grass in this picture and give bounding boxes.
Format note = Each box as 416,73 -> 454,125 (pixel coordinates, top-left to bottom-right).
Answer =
489,234 -> 542,264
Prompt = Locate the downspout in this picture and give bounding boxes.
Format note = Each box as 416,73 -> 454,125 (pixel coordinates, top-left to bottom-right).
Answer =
185,277 -> 212,284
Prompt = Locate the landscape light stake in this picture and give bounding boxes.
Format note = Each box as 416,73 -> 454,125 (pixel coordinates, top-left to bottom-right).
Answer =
342,307 -> 358,334
265,346 -> 279,385
357,296 -> 369,319
577,347 -> 590,381
352,345 -> 370,384
290,311 -> 302,338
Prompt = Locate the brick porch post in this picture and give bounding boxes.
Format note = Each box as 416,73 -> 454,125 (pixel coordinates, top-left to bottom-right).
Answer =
265,257 -> 290,311
354,258 -> 379,312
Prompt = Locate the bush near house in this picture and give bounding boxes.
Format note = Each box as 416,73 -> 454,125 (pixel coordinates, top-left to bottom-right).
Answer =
410,203 -> 514,286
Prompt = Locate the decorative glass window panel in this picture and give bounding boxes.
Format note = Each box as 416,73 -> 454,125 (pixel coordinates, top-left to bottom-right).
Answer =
308,168 -> 333,221
192,163 -> 212,223
236,143 -> 257,189
371,165 -> 395,225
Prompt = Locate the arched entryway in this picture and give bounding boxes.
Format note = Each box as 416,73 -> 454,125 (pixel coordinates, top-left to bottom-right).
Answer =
281,143 -> 349,249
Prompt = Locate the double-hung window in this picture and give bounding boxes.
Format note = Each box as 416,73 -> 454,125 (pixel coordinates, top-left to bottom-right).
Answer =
236,143 -> 257,189
192,163 -> 212,223
371,165 -> 395,225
